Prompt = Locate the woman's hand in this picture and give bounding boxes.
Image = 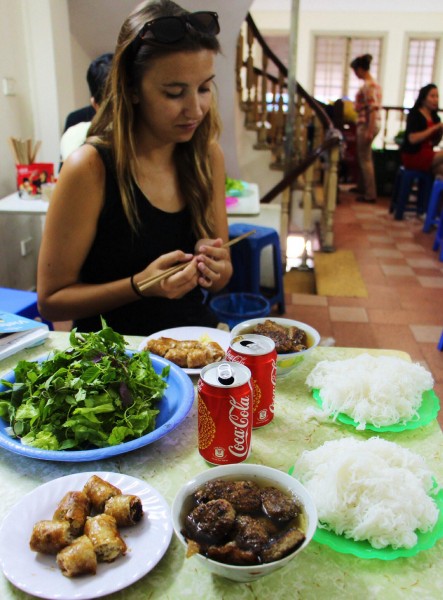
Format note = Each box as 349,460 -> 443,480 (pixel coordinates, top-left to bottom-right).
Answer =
194,238 -> 232,291
133,250 -> 199,299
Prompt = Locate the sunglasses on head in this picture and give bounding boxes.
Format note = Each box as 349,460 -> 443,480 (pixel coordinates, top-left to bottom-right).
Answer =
137,11 -> 220,45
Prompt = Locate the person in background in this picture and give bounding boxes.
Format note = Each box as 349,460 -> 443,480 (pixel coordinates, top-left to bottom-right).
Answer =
63,104 -> 95,133
350,53 -> 382,204
60,53 -> 113,162
401,83 -> 443,177
37,0 -> 232,336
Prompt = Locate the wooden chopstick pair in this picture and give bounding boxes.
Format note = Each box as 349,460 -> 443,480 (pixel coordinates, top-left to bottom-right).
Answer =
137,229 -> 256,292
8,136 -> 41,164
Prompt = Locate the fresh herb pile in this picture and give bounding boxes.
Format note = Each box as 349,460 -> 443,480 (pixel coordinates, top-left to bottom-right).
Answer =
0,321 -> 169,451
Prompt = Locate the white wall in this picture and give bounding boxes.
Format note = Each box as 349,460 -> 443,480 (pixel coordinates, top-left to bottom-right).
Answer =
0,0 -> 33,198
250,7 -> 443,108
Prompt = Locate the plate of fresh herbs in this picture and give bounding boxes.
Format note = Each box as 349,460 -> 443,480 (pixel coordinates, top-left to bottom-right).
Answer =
0,321 -> 194,461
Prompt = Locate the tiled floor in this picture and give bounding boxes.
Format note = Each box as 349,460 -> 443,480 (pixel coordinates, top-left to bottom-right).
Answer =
283,186 -> 443,428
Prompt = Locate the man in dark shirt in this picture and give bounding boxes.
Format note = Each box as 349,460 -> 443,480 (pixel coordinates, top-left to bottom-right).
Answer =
63,105 -> 95,132
62,53 -> 113,132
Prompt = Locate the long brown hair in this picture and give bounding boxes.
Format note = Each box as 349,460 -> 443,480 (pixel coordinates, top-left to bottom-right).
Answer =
89,0 -> 221,238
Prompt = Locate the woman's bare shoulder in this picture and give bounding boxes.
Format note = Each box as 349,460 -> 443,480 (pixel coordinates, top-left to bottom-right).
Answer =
53,144 -> 106,212
60,143 -> 106,184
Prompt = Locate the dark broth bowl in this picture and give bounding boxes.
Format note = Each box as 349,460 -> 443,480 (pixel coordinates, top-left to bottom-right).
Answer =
230,318 -> 321,377
171,463 -> 317,583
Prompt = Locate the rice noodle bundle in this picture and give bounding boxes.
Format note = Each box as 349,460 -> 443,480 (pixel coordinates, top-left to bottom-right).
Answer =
295,437 -> 439,549
306,354 -> 434,429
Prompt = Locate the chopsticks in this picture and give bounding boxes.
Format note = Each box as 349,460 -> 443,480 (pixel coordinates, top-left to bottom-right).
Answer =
137,229 -> 256,292
8,137 -> 41,164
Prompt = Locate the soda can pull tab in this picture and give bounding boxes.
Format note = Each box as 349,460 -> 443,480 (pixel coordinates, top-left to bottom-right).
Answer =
217,362 -> 235,386
240,339 -> 262,352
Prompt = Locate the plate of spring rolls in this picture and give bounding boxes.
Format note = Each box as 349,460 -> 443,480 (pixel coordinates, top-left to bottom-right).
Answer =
0,471 -> 173,599
139,326 -> 230,375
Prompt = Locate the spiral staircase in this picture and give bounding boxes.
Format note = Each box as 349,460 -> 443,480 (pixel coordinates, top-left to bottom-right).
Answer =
235,14 -> 342,265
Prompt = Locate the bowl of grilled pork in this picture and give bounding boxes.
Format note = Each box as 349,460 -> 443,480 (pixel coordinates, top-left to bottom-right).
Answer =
230,317 -> 321,377
171,463 -> 317,582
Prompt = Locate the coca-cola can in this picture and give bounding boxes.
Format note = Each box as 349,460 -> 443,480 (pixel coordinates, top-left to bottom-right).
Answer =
226,334 -> 277,428
197,361 -> 253,465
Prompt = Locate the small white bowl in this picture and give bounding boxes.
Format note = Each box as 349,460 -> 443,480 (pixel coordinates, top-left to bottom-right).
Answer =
171,463 -> 317,583
230,318 -> 321,378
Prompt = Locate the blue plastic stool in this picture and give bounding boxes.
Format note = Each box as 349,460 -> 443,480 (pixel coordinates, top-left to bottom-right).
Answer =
438,330 -> 443,351
432,207 -> 443,261
0,287 -> 53,329
390,167 -> 433,220
228,223 -> 285,314
423,178 -> 443,232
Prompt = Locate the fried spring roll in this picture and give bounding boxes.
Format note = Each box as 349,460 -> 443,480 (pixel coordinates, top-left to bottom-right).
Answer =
84,514 -> 127,562
30,520 -> 74,554
56,535 -> 97,577
53,491 -> 91,535
83,475 -> 122,512
104,494 -> 144,527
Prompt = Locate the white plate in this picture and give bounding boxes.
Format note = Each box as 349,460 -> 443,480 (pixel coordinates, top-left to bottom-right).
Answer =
0,471 -> 172,600
138,326 -> 230,375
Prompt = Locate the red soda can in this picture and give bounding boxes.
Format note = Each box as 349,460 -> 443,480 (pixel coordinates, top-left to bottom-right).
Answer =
197,362 -> 253,465
226,334 -> 277,428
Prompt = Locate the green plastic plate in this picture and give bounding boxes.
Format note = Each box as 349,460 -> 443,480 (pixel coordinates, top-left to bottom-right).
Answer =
312,388 -> 440,432
288,468 -> 443,560
312,486 -> 443,560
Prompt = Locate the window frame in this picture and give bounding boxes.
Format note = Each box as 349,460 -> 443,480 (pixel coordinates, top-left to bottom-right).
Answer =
401,34 -> 440,109
311,33 -> 384,105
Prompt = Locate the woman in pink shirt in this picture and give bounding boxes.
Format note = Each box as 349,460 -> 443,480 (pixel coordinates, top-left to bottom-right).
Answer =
351,54 -> 382,204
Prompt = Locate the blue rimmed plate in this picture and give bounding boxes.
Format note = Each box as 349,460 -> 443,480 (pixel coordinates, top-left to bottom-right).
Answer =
0,354 -> 194,461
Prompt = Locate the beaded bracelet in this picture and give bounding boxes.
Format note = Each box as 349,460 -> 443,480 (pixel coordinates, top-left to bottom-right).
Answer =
130,274 -> 144,299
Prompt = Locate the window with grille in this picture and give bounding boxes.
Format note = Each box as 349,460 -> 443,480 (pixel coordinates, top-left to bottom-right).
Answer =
313,36 -> 382,104
403,38 -> 438,108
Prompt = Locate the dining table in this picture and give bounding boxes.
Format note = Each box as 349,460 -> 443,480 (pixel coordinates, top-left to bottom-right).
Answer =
0,332 -> 442,600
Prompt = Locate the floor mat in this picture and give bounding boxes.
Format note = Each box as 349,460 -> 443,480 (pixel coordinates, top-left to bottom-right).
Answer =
313,250 -> 368,297
284,269 -> 316,294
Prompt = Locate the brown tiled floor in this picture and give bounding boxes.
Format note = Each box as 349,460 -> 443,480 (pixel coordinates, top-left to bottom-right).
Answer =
284,187 -> 443,428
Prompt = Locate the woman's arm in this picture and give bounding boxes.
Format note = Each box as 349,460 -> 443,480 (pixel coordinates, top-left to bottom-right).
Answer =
37,145 -> 199,321
195,142 -> 233,293
408,122 -> 443,145
406,110 -> 443,146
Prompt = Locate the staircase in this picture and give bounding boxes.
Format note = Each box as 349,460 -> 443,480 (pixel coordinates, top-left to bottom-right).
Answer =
235,14 -> 342,262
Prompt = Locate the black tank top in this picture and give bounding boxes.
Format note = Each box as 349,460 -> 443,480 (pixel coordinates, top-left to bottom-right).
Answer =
75,144 -> 218,335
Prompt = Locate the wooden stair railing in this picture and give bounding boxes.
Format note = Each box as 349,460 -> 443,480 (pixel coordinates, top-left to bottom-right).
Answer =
235,14 -> 342,257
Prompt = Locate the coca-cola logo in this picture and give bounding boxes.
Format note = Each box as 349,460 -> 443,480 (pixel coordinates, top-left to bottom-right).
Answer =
226,348 -> 245,365
271,358 -> 277,402
228,394 -> 250,458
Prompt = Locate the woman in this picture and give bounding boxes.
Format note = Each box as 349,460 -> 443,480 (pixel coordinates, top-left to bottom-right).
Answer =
350,54 -> 382,204
37,0 -> 232,336
401,83 -> 443,176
